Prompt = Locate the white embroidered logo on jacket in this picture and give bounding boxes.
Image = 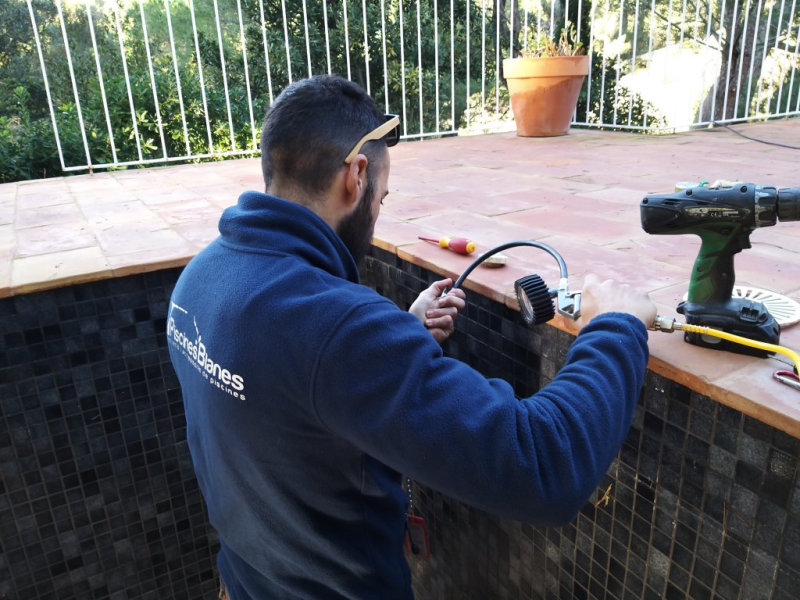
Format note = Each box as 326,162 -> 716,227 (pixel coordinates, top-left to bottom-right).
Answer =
167,301 -> 247,400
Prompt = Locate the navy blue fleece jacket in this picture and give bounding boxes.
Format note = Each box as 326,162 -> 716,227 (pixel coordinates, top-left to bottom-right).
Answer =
167,191 -> 649,599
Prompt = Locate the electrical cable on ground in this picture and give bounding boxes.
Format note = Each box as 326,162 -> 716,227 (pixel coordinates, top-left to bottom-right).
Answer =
711,121 -> 800,150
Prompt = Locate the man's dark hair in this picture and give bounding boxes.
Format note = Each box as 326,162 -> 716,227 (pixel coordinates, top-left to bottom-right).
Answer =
260,75 -> 387,196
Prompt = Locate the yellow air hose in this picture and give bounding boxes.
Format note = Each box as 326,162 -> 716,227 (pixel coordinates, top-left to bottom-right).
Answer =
672,322 -> 800,376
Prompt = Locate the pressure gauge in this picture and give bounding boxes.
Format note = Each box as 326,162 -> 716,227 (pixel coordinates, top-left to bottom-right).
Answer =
514,274 -> 555,326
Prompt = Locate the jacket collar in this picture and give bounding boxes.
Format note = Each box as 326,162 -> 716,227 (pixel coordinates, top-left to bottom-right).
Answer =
218,191 -> 361,283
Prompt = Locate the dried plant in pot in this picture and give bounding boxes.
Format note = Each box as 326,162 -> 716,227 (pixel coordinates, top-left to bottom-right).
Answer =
503,24 -> 589,137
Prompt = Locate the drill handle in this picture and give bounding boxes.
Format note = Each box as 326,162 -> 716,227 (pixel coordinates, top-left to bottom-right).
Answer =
687,229 -> 746,304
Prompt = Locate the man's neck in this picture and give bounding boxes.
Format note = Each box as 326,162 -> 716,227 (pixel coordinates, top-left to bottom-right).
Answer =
266,183 -> 339,233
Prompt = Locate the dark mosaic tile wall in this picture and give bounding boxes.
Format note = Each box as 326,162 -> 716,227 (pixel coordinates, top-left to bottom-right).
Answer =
2,248 -> 799,600
0,269 -> 219,600
363,247 -> 800,600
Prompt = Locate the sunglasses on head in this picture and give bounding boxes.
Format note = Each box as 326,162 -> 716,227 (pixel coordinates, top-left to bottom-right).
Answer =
344,114 -> 401,164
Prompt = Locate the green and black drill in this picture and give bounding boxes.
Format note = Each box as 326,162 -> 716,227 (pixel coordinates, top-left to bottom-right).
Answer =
640,183 -> 800,356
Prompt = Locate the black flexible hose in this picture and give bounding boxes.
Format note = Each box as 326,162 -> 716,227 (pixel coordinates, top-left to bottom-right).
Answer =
450,240 -> 569,291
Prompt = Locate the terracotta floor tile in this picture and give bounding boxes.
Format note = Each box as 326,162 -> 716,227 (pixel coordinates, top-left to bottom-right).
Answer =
82,201 -> 160,227
536,156 -> 583,167
497,206 -> 643,246
0,225 -> 13,251
390,178 -> 459,198
564,172 -> 627,187
775,226 -> 800,239
501,162 -> 596,180
111,169 -> 158,181
11,247 -> 111,294
173,220 -> 221,248
763,222 -> 800,239
74,187 -> 140,206
514,175 -> 608,194
779,318 -> 800,350
67,175 -> 127,193
95,220 -> 186,256
16,222 -> 96,258
184,183 -> 252,206
156,167 -> 232,188
204,158 -> 262,181
533,234 -> 688,294
137,186 -> 203,206
608,234 -> 703,271
410,210 -> 552,250
732,239 -> 800,296
647,282 -> 693,311
490,188 -> 616,212
428,189 -> 547,217
234,172 -> 266,190
15,204 -> 84,230
149,199 -> 224,226
711,361 -> 800,439
577,186 -> 651,206
412,165 -> 502,182
207,195 -> 240,210
393,156 -> 463,172
16,191 -> 75,210
0,250 -> 10,298
373,214 -> 442,253
16,180 -> 69,197
444,172 -> 545,196
0,203 -> 14,226
380,193 -> 455,220
116,172 -> 178,190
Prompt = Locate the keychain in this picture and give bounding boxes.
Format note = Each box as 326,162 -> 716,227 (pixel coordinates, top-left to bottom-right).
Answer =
404,477 -> 430,559
774,369 -> 800,391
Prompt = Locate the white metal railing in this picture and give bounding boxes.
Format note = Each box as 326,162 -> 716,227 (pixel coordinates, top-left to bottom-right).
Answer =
25,0 -> 800,173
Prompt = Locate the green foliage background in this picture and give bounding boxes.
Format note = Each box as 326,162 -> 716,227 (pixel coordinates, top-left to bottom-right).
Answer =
1,0 -> 798,182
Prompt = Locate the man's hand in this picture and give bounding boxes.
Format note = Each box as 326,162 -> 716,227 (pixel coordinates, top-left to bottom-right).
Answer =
409,278 -> 467,343
576,273 -> 657,329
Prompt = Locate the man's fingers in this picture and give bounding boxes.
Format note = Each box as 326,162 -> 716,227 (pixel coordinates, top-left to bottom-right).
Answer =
446,287 -> 466,300
425,315 -> 454,329
430,329 -> 448,344
426,306 -> 458,320
437,295 -> 466,310
429,278 -> 454,296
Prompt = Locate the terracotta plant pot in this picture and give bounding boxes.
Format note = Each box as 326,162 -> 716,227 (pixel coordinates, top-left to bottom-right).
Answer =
503,56 -> 590,137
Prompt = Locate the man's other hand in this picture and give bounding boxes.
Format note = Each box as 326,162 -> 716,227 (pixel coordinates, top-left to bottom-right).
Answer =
409,278 -> 467,343
577,273 -> 657,330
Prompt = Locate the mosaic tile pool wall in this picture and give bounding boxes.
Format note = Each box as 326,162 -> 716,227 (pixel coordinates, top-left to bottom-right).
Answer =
1,248 -> 799,599
0,270 -> 219,600
363,248 -> 800,600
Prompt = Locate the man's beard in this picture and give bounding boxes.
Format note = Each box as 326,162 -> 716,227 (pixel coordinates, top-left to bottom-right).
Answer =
336,176 -> 377,264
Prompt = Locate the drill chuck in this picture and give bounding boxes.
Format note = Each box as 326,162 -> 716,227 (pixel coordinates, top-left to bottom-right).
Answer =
777,187 -> 800,222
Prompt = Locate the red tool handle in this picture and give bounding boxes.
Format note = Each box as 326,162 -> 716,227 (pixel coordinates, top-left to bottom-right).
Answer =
419,236 -> 477,255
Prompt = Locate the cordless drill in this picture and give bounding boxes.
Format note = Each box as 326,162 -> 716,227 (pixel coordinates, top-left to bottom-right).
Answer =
640,183 -> 800,356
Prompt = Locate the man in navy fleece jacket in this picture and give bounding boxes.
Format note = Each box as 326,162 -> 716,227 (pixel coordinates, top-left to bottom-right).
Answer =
167,75 -> 656,599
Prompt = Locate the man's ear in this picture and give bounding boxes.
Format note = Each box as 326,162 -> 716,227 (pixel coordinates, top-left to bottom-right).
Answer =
343,154 -> 369,210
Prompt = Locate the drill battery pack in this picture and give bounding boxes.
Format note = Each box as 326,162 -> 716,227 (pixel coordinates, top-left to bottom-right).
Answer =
677,297 -> 781,357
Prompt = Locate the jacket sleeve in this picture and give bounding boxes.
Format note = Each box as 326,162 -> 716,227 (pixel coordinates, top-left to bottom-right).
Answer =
310,302 -> 649,526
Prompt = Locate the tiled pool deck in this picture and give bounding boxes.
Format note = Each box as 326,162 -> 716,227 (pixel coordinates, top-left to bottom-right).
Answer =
1,119 -> 799,435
